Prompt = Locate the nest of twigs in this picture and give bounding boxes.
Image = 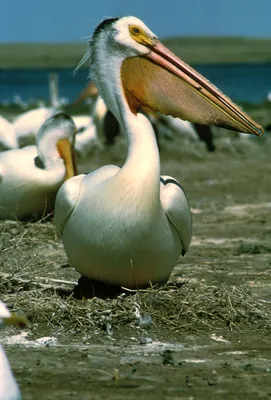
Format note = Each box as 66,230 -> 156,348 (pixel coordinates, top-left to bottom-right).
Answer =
1,272 -> 270,343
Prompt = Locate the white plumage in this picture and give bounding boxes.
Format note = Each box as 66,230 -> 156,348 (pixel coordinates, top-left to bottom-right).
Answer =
0,112 -> 76,220
158,115 -> 198,140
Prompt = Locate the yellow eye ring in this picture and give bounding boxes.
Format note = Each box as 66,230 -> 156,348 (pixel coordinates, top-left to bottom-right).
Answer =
128,25 -> 154,47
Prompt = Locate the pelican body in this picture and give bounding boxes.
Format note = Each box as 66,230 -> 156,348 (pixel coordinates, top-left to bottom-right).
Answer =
0,113 -> 76,220
55,17 -> 263,289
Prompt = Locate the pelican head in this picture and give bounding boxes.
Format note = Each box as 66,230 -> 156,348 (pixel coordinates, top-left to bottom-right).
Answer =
89,16 -> 263,136
91,16 -> 156,58
36,112 -> 77,179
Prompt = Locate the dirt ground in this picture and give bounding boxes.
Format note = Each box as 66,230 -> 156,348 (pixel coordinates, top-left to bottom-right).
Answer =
0,111 -> 271,399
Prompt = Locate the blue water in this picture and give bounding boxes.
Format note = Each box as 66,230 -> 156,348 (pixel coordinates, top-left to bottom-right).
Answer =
0,63 -> 271,105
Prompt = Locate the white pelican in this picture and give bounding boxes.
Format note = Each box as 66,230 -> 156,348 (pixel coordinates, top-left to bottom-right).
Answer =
12,73 -> 61,147
0,300 -> 27,400
92,95 -> 108,139
0,112 -> 76,220
158,115 -> 198,141
73,83 -> 108,140
72,115 -> 93,129
55,17 -> 263,289
71,115 -> 99,157
0,116 -> 18,151
13,107 -> 57,147
74,120 -> 99,157
157,115 -> 215,151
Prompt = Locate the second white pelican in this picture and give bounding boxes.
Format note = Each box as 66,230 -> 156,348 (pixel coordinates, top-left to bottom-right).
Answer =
55,17 -> 263,289
0,113 -> 76,220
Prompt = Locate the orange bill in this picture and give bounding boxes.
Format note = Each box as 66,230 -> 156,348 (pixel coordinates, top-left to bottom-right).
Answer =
57,138 -> 77,180
121,41 -> 263,136
3,313 -> 28,329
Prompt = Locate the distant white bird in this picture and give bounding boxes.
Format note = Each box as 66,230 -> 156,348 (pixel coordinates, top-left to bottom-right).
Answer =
72,116 -> 99,157
158,114 -> 198,140
0,300 -> 28,400
12,107 -> 57,147
91,95 -> 108,139
0,112 -> 76,220
55,17 -> 262,289
72,115 -> 93,129
73,83 -> 107,141
0,116 -> 18,151
13,95 -> 28,110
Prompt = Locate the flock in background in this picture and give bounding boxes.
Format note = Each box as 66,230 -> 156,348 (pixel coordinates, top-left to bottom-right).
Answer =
0,80 -> 216,154
0,15 -> 267,400
0,80 -> 219,222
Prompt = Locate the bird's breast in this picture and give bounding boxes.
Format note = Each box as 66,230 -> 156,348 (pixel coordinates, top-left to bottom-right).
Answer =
60,171 -> 182,287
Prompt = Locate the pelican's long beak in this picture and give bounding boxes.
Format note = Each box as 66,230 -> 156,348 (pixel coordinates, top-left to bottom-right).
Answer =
121,41 -> 263,136
57,138 -> 77,180
2,313 -> 28,329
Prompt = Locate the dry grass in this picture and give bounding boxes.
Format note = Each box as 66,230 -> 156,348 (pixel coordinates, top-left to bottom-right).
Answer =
1,270 -> 270,343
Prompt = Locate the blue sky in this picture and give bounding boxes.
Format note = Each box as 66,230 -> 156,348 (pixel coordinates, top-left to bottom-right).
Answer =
1,0 -> 271,42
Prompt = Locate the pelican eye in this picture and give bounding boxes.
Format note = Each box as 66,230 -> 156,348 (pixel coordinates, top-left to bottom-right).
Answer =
129,25 -> 153,47
132,27 -> 140,34
129,25 -> 142,35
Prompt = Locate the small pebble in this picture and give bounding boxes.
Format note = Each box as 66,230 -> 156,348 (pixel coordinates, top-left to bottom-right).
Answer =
139,337 -> 153,345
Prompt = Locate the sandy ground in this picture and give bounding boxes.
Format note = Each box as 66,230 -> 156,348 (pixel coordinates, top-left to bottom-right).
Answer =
0,125 -> 271,399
